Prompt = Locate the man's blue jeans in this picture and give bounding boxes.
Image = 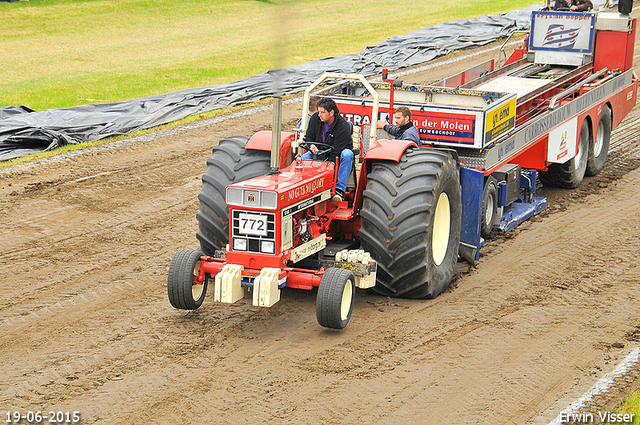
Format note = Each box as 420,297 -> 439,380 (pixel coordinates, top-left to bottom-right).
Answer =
301,148 -> 354,192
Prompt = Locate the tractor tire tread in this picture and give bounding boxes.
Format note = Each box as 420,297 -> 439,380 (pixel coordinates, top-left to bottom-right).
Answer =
316,268 -> 355,329
360,149 -> 461,299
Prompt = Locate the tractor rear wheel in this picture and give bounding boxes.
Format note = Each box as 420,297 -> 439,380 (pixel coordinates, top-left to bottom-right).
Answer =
316,268 -> 356,329
196,136 -> 271,256
540,119 -> 589,188
168,249 -> 207,310
360,149 -> 461,299
586,105 -> 611,176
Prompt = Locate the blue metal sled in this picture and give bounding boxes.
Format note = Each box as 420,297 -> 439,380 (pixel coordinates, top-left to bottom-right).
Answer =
497,196 -> 547,233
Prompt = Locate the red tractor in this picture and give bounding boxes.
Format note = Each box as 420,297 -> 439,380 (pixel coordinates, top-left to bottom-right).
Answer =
169,73 -> 460,329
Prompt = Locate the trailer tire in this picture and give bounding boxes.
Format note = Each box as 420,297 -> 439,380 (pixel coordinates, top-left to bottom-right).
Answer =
316,268 -> 356,329
168,249 -> 207,310
196,136 -> 271,256
586,106 -> 611,177
360,149 -> 461,299
540,118 -> 589,188
481,176 -> 499,238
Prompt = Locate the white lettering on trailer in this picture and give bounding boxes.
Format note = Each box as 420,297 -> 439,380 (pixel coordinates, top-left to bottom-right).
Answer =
422,118 -> 437,128
421,117 -> 472,133
341,113 -> 370,126
440,120 -> 471,132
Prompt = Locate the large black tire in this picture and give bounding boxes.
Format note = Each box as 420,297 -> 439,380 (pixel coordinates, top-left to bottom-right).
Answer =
360,149 -> 462,299
196,136 -> 271,256
168,249 -> 207,310
481,176 -> 499,238
586,105 -> 611,177
539,119 -> 589,188
316,268 -> 356,329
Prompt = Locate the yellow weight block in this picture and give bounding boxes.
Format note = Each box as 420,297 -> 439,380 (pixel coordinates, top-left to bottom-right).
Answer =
253,268 -> 282,307
214,264 -> 244,304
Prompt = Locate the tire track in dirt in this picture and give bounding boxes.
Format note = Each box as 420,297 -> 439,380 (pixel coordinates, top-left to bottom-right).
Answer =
57,173 -> 640,425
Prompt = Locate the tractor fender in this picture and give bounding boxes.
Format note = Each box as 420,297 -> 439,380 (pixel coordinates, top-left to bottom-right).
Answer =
364,139 -> 418,162
245,131 -> 296,167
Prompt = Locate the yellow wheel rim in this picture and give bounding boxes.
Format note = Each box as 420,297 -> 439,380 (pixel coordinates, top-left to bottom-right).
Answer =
192,259 -> 204,300
341,279 -> 353,321
432,192 -> 451,266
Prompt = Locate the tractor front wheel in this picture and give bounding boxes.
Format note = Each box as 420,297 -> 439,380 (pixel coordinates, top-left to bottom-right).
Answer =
168,249 -> 207,310
316,268 -> 356,329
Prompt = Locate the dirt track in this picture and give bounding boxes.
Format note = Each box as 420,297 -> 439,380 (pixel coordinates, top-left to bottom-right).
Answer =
2,9 -> 640,425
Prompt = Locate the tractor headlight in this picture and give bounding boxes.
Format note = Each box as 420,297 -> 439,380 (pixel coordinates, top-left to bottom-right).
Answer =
233,238 -> 247,251
226,187 -> 243,206
260,240 -> 275,254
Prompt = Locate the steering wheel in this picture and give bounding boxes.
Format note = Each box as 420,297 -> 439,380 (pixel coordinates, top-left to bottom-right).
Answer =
298,141 -> 333,160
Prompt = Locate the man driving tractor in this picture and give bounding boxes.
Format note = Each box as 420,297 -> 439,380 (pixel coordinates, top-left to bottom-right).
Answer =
301,97 -> 354,205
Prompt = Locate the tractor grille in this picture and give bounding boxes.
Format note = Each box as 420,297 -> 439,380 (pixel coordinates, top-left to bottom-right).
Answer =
231,210 -> 276,254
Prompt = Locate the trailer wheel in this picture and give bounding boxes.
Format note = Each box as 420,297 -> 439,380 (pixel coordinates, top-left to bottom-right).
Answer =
481,176 -> 499,238
586,106 -> 611,176
540,119 -> 589,188
168,249 -> 207,310
316,268 -> 356,329
360,149 -> 461,299
196,136 -> 271,256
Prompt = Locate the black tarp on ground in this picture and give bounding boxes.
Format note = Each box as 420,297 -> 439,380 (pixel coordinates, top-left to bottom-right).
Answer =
0,2 -> 613,161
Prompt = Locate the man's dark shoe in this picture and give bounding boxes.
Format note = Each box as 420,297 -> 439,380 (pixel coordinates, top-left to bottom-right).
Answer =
332,188 -> 344,206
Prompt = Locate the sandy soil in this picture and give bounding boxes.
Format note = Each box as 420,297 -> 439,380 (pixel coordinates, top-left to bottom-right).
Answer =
2,9 -> 640,425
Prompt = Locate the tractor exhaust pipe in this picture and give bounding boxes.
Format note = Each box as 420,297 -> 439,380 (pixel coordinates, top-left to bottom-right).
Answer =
270,96 -> 283,174
619,0 -> 632,15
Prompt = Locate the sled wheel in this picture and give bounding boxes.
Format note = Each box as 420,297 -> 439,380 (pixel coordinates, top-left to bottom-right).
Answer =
168,249 -> 207,310
316,268 -> 356,329
481,176 -> 499,238
360,149 -> 461,299
586,105 -> 611,176
540,118 -> 590,188
196,136 -> 271,256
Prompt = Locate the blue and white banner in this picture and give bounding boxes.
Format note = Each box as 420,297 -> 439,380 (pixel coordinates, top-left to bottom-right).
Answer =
530,11 -> 596,52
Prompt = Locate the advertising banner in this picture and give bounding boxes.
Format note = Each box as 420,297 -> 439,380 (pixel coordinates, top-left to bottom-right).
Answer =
530,11 -> 596,53
485,97 -> 516,145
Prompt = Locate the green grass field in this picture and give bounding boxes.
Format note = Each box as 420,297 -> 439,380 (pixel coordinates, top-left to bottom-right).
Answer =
1,0 -> 538,111
608,389 -> 640,425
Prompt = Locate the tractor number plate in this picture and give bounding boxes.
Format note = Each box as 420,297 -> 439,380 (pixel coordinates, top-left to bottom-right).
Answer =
238,213 -> 268,236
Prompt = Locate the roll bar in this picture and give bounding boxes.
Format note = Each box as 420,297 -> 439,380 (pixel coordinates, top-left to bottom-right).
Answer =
299,72 -> 380,150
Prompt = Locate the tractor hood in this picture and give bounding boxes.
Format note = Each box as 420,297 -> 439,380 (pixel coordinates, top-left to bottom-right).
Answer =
225,160 -> 335,211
